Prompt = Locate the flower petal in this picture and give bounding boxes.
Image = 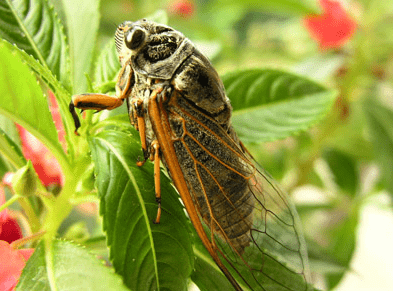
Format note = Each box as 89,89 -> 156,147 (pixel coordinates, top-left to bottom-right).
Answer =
0,188 -> 22,243
304,0 -> 357,49
16,125 -> 64,187
168,0 -> 195,19
0,241 -> 34,291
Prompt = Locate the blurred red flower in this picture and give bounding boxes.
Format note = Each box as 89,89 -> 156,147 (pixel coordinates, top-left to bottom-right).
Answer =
0,188 -> 22,243
0,240 -> 34,291
168,0 -> 195,19
16,91 -> 65,187
303,0 -> 357,49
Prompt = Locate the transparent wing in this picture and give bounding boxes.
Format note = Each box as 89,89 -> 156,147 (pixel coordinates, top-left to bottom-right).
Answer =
169,96 -> 311,290
216,161 -> 311,291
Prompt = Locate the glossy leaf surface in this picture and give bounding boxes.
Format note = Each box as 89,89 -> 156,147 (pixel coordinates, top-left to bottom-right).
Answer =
62,0 -> 100,93
323,148 -> 358,196
89,123 -> 194,291
0,0 -> 70,89
17,240 -> 130,291
0,127 -> 25,170
94,40 -> 121,87
0,42 -> 67,166
223,69 -> 337,143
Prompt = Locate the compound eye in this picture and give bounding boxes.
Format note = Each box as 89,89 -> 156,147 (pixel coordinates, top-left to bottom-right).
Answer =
125,28 -> 146,50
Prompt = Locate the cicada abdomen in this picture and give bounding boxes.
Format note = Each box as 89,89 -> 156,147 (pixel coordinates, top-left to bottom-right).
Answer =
70,19 -> 311,291
165,89 -> 256,254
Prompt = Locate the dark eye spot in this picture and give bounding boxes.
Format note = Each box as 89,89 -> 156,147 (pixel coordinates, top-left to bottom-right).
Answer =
125,28 -> 145,50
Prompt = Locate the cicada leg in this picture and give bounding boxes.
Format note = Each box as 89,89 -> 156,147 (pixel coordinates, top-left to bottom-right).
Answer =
151,140 -> 162,224
133,89 -> 163,224
134,98 -> 150,165
69,62 -> 134,134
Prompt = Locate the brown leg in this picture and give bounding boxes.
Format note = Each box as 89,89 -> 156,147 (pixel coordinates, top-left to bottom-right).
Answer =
70,93 -> 125,134
70,63 -> 134,133
135,115 -> 147,167
134,98 -> 149,165
152,140 -> 162,224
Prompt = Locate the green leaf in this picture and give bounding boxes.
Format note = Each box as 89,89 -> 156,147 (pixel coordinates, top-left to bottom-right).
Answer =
325,210 -> 359,289
0,126 -> 25,170
0,42 -> 68,170
62,0 -> 100,93
0,39 -> 77,151
323,148 -> 359,196
0,0 -> 71,89
0,113 -> 21,147
364,98 -> 393,196
94,40 -> 121,86
89,124 -> 194,291
17,240 -> 130,291
306,238 -> 347,275
223,69 -> 337,143
191,243 -> 235,291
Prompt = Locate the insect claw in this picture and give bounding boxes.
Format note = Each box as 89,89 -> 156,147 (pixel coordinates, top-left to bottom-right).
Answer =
143,148 -> 150,161
69,101 -> 81,134
136,156 -> 147,167
153,201 -> 161,224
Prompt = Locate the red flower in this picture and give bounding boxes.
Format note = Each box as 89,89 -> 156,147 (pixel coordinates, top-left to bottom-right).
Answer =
168,0 -> 195,19
0,188 -> 22,244
303,0 -> 357,49
16,91 -> 65,187
17,126 -> 64,187
48,91 -> 66,149
0,240 -> 34,291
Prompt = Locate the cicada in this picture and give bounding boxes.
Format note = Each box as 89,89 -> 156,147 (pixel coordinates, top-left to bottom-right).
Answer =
69,19 -> 310,291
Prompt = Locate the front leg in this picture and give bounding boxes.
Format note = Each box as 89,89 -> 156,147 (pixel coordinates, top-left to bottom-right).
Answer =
69,62 -> 134,133
131,84 -> 170,164
132,88 -> 166,224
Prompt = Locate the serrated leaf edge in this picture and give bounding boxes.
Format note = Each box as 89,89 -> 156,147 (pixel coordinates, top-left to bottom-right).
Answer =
93,134 -> 161,290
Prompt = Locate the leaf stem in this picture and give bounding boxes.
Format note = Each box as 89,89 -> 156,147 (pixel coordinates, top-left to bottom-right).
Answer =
10,230 -> 46,249
0,194 -> 20,212
18,197 -> 41,233
42,168 -> 79,291
45,238 -> 58,291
